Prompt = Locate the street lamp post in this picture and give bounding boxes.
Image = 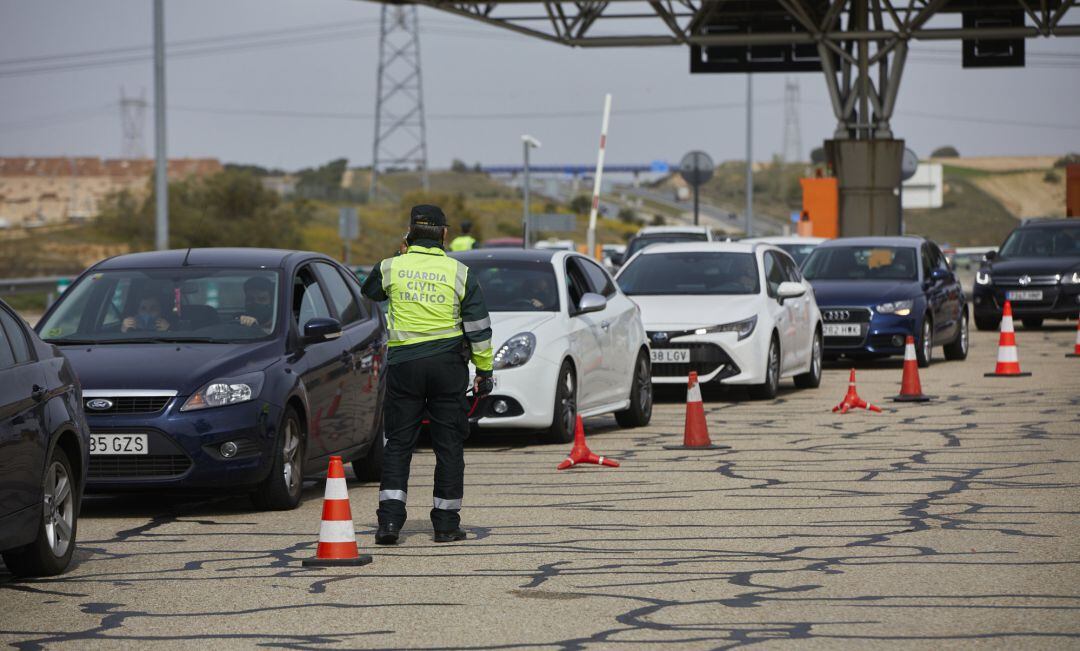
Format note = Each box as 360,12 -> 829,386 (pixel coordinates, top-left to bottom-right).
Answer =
153,0 -> 168,250
521,135 -> 541,248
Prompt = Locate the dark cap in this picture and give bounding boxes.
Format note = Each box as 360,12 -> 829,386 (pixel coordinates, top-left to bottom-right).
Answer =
410,204 -> 446,228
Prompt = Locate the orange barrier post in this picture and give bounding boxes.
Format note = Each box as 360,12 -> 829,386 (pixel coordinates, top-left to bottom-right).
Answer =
557,416 -> 619,470
832,369 -> 882,414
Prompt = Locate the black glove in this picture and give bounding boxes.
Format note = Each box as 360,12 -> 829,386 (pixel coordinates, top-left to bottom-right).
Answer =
476,376 -> 494,398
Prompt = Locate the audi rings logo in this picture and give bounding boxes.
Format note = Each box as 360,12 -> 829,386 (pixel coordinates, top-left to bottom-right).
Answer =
1018,275 -> 1032,286
651,332 -> 669,344
86,398 -> 114,411
823,310 -> 851,322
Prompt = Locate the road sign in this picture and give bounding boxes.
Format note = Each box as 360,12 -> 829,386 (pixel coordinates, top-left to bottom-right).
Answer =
338,207 -> 360,240
901,148 -> 919,182
678,151 -> 714,187
650,160 -> 670,173
528,213 -> 576,232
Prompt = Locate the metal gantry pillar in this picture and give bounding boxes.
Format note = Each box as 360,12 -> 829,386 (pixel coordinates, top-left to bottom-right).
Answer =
153,0 -> 168,251
370,4 -> 430,201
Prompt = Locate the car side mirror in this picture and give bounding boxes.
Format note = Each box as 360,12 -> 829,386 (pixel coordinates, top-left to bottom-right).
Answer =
930,268 -> 949,282
609,252 -> 624,267
984,250 -> 997,262
776,281 -> 806,304
577,292 -> 607,315
302,317 -> 342,343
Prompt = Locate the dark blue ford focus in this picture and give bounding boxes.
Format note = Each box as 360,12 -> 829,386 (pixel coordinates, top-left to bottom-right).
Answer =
35,248 -> 386,510
802,236 -> 969,367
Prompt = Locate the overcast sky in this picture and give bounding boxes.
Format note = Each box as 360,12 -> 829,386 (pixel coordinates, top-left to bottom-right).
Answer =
1,0 -> 1078,171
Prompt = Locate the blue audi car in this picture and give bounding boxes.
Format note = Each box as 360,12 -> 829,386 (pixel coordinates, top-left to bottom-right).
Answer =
801,236 -> 968,367
34,248 -> 386,510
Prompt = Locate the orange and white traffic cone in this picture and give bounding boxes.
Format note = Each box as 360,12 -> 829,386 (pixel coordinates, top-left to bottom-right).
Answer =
832,369 -> 882,414
556,415 -> 619,470
302,456 -> 372,567
1066,321 -> 1080,358
892,335 -> 934,402
984,301 -> 1032,377
664,371 -> 729,450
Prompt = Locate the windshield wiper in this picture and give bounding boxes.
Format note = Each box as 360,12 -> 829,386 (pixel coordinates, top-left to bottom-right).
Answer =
45,338 -> 134,345
138,336 -> 223,344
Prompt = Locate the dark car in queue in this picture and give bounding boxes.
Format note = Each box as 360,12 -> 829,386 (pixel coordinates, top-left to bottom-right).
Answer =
0,299 -> 90,576
802,236 -> 969,367
34,248 -> 386,510
973,218 -> 1080,330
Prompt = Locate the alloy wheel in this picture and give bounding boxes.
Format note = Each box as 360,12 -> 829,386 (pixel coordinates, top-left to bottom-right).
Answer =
637,356 -> 653,416
42,461 -> 74,558
960,314 -> 969,355
282,420 -> 301,495
767,341 -> 779,391
811,334 -> 822,381
922,320 -> 933,363
560,370 -> 576,435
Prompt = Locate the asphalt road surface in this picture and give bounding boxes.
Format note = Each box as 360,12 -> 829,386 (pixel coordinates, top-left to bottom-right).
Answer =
3,325 -> 1079,649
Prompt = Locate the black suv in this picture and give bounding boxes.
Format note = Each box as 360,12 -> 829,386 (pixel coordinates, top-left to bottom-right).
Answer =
973,218 -> 1080,330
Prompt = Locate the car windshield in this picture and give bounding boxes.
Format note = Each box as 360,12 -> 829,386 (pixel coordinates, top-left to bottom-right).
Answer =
776,243 -> 819,266
38,268 -> 281,344
999,225 -> 1080,258
802,246 -> 918,281
626,233 -> 708,258
617,251 -> 759,295
464,260 -> 560,311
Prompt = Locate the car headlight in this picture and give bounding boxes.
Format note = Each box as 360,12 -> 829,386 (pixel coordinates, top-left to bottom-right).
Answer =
694,315 -> 757,341
876,299 -> 914,316
976,270 -> 992,285
493,332 -> 535,370
181,371 -> 265,412
1061,271 -> 1080,285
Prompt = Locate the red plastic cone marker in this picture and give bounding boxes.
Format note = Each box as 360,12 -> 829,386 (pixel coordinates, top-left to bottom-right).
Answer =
892,336 -> 934,402
1067,321 -> 1080,358
556,416 -> 619,470
302,456 -> 372,567
985,301 -> 1032,377
832,369 -> 882,414
664,371 -> 729,450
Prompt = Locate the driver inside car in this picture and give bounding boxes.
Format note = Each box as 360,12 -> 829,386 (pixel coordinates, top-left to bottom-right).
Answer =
237,276 -> 274,331
525,275 -> 556,310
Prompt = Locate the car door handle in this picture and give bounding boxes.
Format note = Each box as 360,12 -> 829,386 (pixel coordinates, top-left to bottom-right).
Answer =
340,350 -> 355,367
31,385 -> 46,402
600,320 -> 611,330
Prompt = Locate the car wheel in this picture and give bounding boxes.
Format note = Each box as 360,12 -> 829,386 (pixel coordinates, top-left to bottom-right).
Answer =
1,446 -> 78,577
251,407 -> 305,510
749,335 -> 780,400
615,350 -> 653,428
794,329 -> 823,389
943,310 -> 969,361
543,361 -> 577,444
975,315 -> 1000,331
1021,317 -> 1043,329
352,413 -> 384,483
916,316 -> 933,368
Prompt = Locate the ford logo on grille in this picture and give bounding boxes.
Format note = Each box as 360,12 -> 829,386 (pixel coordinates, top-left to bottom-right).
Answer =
823,310 -> 851,322
1018,275 -> 1031,286
651,332 -> 669,344
86,398 -> 114,411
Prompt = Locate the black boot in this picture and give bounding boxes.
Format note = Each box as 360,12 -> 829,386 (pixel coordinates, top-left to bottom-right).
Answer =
433,528 -> 466,543
375,522 -> 401,545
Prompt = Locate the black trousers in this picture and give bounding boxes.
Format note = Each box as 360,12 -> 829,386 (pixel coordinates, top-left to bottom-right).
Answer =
377,351 -> 470,531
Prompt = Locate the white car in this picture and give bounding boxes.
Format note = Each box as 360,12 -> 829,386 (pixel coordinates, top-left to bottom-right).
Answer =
451,248 -> 652,442
617,225 -> 716,267
615,242 -> 823,399
741,235 -> 827,267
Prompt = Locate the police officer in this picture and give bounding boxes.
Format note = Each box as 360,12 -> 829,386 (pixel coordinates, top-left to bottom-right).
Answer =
448,220 -> 478,251
361,205 -> 494,544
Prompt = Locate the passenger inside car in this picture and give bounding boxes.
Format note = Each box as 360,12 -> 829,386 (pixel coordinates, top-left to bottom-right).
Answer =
238,276 -> 275,331
121,295 -> 171,333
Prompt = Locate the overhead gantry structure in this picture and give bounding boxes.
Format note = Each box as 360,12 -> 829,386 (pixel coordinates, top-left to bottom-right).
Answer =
369,0 -> 1079,234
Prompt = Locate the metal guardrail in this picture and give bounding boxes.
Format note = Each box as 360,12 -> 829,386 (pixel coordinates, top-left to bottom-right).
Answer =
0,275 -> 69,295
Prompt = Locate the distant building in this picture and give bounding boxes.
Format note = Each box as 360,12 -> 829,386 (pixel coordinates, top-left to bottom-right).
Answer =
0,157 -> 222,227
